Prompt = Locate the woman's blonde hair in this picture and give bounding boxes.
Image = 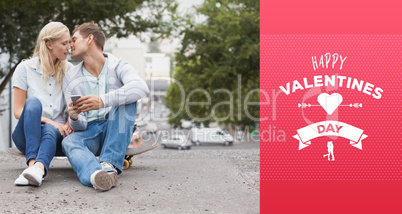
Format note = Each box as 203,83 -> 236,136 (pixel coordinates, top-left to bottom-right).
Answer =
33,22 -> 69,88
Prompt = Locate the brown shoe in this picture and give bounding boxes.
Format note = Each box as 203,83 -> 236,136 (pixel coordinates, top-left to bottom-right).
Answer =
90,170 -> 118,191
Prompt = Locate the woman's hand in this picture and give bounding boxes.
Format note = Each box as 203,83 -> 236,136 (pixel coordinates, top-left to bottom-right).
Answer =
63,123 -> 73,137
48,121 -> 69,138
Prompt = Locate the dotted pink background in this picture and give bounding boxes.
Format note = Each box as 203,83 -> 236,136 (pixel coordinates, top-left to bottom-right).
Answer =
260,35 -> 402,181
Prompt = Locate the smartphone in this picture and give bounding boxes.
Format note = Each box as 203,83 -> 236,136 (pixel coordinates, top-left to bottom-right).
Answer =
71,95 -> 81,105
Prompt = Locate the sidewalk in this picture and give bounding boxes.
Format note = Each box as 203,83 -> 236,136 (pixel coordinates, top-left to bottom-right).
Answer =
0,148 -> 259,213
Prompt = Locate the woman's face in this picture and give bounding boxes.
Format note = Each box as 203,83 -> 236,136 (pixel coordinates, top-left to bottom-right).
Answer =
48,31 -> 71,62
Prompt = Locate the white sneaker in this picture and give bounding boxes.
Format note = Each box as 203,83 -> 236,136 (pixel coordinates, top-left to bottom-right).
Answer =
90,170 -> 118,191
14,173 -> 29,186
101,162 -> 117,173
22,166 -> 44,187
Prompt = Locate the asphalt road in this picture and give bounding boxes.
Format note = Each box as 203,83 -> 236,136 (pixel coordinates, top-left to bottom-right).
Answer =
0,147 -> 259,213
1,104 -> 260,213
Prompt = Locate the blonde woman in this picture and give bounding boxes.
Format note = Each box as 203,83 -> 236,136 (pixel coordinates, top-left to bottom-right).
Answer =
12,22 -> 73,186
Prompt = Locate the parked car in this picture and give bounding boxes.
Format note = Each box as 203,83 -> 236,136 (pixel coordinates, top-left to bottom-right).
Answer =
180,119 -> 193,129
190,128 -> 234,146
145,122 -> 158,134
161,135 -> 191,150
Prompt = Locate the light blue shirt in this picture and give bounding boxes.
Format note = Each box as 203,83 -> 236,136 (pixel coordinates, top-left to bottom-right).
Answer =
82,57 -> 108,122
64,53 -> 150,131
13,57 -> 73,124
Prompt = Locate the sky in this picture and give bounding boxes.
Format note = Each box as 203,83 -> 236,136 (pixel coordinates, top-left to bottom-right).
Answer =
176,0 -> 204,15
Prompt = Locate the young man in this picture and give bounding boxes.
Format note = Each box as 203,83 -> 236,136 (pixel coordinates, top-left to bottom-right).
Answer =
62,22 -> 149,191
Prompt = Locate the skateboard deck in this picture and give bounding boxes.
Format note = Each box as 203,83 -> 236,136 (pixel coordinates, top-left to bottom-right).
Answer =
123,140 -> 159,169
6,141 -> 159,170
126,141 -> 159,156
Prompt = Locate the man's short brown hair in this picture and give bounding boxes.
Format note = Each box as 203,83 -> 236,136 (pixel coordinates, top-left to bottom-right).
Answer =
73,22 -> 106,51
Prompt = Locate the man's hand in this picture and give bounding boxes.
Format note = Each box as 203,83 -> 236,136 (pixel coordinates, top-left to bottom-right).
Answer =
76,95 -> 104,112
68,101 -> 81,121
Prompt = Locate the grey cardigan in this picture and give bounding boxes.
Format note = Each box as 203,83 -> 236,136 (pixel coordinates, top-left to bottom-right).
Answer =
63,53 -> 149,131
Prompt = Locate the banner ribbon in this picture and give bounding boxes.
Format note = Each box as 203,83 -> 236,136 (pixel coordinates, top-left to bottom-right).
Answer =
293,121 -> 368,150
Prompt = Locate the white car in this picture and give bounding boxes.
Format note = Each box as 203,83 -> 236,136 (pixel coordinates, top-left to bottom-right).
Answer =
190,128 -> 234,146
180,120 -> 193,129
161,135 -> 191,150
145,122 -> 158,134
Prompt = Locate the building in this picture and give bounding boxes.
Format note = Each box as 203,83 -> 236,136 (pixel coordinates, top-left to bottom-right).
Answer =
145,53 -> 171,80
104,35 -> 147,81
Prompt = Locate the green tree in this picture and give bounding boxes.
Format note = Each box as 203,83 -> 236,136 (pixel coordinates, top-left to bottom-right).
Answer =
0,0 -> 179,94
165,0 -> 259,129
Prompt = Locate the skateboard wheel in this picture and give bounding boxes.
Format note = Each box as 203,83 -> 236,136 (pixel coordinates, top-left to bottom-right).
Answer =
123,159 -> 130,170
129,158 -> 133,166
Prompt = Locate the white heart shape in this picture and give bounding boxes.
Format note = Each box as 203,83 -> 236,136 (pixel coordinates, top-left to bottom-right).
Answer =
317,93 -> 343,115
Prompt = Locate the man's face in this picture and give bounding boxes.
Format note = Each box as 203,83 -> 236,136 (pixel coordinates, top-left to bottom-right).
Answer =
70,31 -> 88,60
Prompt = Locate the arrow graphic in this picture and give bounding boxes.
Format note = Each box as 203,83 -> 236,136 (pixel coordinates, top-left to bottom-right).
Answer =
298,103 -> 362,108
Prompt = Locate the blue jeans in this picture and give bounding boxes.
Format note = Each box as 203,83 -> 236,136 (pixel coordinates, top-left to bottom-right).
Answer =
12,97 -> 63,176
62,102 -> 137,186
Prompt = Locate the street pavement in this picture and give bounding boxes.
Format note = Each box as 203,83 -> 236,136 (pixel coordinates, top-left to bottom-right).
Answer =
0,146 -> 259,213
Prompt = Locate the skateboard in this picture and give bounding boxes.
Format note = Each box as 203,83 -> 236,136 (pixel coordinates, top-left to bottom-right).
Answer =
123,131 -> 159,169
6,141 -> 158,170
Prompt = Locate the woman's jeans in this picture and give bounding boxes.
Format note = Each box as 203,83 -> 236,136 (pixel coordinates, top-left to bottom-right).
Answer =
12,97 -> 63,176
